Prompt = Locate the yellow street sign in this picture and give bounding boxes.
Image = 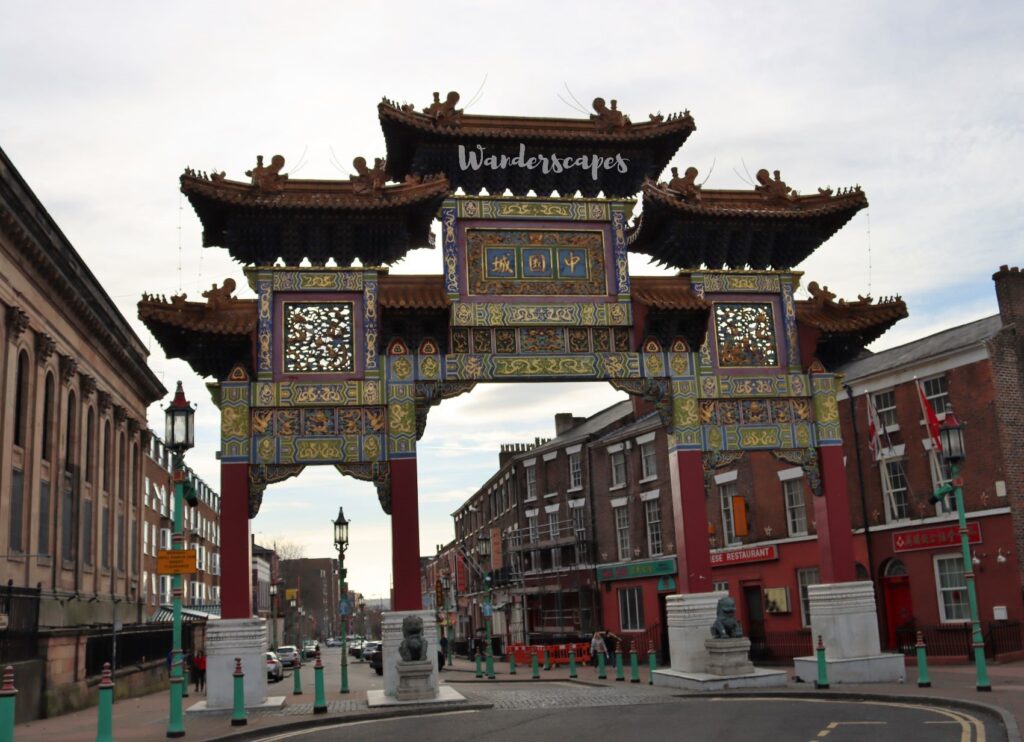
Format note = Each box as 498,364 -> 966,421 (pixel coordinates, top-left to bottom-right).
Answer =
285,588 -> 298,601
157,549 -> 197,575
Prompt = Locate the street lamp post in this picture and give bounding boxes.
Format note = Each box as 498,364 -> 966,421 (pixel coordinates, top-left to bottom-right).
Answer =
442,574 -> 453,666
484,574 -> 494,679
289,599 -> 297,645
333,507 -> 350,694
164,382 -> 195,739
269,583 -> 279,651
932,406 -> 990,692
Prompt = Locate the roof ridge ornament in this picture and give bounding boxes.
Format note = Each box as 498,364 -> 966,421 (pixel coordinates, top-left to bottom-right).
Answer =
665,166 -> 702,201
201,279 -> 238,310
246,154 -> 288,192
422,91 -> 463,125
351,156 -> 388,195
754,168 -> 796,202
590,97 -> 631,131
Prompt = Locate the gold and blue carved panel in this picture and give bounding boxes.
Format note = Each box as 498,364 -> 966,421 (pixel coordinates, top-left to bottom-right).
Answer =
699,272 -> 782,293
450,197 -> 620,222
282,301 -> 355,373
713,302 -> 779,367
611,207 -> 630,297
467,229 -> 607,297
780,278 -> 801,371
701,422 -> 818,451
363,273 -> 379,372
443,353 -> 642,381
250,406 -> 386,439
450,301 -> 632,327
443,205 -> 459,296
253,380 -> 380,407
697,398 -> 813,427
257,279 -> 273,379
811,372 -> 842,445
221,376 -> 251,463
271,270 -> 365,292
454,327 -> 631,355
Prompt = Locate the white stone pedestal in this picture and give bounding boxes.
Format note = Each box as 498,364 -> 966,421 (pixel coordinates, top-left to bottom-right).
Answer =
704,637 -> 754,676
664,591 -> 727,674
792,581 -> 905,684
396,659 -> 436,701
382,611 -> 438,698
202,617 -> 269,710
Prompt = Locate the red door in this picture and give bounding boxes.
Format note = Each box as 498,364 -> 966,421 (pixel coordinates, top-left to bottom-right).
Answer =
881,576 -> 913,649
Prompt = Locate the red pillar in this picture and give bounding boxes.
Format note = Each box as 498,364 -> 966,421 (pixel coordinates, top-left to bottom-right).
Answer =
220,461 -> 253,619
669,449 -> 713,592
814,445 -> 856,583
390,458 -> 422,611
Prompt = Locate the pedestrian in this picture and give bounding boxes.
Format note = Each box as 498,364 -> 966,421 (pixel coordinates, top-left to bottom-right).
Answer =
589,631 -> 607,667
194,650 -> 207,693
439,635 -> 449,670
603,630 -> 619,660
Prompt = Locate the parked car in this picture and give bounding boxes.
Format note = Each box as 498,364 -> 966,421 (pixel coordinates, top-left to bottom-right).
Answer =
325,637 -> 341,647
266,652 -> 284,682
277,645 -> 300,667
361,641 -> 381,661
348,640 -> 366,658
302,641 -> 319,659
369,645 -> 383,675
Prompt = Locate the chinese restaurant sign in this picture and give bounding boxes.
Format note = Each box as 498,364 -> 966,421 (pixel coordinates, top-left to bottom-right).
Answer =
710,544 -> 779,566
892,522 -> 981,553
597,557 -> 676,582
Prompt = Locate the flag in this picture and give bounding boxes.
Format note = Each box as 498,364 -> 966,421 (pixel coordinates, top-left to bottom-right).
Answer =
916,379 -> 943,453
865,392 -> 883,460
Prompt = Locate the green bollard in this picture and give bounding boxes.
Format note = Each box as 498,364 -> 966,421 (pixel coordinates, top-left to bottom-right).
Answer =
230,657 -> 247,727
531,652 -> 540,680
313,655 -> 327,714
475,651 -> 483,678
293,658 -> 303,695
916,631 -> 932,688
597,650 -> 607,680
815,635 -> 830,690
486,647 -> 495,680
543,648 -> 551,671
615,649 -> 624,681
0,666 -> 16,742
629,643 -> 640,683
509,655 -> 516,675
648,642 -> 657,685
568,647 -> 577,679
95,662 -> 114,742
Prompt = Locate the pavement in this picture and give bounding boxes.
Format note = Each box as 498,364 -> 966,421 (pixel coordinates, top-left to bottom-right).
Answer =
10,648 -> 1024,741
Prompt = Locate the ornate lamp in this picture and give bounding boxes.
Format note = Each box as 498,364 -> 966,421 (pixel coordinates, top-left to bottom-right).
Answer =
163,382 -> 195,453
333,507 -> 350,555
332,506 -> 351,693
938,406 -> 966,463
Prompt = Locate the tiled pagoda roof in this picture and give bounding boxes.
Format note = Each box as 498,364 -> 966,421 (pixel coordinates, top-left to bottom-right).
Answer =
378,91 -> 695,197
795,282 -> 908,367
629,171 -> 868,270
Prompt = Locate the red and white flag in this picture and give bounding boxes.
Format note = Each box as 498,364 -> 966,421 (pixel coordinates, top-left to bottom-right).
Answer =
865,393 -> 883,459
916,379 -> 943,453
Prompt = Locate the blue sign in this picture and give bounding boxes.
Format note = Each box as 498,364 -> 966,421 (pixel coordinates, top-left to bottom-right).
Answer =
338,598 -> 351,616
482,602 -> 493,618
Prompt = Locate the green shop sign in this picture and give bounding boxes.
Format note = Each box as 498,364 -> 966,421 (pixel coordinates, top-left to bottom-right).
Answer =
596,557 -> 677,583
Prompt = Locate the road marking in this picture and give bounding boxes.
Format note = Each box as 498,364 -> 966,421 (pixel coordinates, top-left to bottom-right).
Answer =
253,710 -> 482,741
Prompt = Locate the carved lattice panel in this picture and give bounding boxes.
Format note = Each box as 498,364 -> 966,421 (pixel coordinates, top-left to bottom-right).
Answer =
283,302 -> 354,373
713,302 -> 778,367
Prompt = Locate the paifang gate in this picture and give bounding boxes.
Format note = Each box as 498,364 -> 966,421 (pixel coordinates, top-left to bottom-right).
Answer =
139,92 -> 906,624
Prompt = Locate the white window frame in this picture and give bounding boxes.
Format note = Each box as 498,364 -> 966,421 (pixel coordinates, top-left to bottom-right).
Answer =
921,376 -> 949,419
609,450 -> 626,489
796,567 -> 820,628
719,481 -> 739,546
159,527 -> 171,550
783,478 -> 808,536
934,554 -> 970,623
525,465 -> 537,501
568,451 -> 583,491
618,586 -> 644,631
644,499 -> 663,556
873,389 -> 898,430
639,440 -> 657,481
614,506 -> 630,561
881,458 -> 911,522
528,515 -> 539,543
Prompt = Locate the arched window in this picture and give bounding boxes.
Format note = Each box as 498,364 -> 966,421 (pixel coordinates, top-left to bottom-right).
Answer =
102,420 -> 112,491
65,391 -> 77,473
118,432 -> 126,500
61,391 -> 78,560
13,350 -> 29,448
42,372 -> 55,462
883,559 -> 908,577
85,407 -> 95,483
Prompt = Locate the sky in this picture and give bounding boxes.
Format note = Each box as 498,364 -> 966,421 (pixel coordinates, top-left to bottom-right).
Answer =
2,1 -> 1022,598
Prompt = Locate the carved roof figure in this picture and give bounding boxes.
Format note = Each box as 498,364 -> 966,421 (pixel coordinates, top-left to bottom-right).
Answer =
422,91 -> 462,125
754,168 -> 793,202
666,166 -> 702,201
591,97 -> 631,131
806,281 -> 837,307
351,156 -> 388,195
245,154 -> 288,192
201,278 -> 237,310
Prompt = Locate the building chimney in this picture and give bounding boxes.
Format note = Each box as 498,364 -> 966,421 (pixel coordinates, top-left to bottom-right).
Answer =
994,265 -> 1024,329
554,413 -> 585,436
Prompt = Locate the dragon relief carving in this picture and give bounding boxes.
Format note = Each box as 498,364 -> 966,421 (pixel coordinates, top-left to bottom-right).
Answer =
772,448 -> 823,496
248,464 -> 306,518
335,463 -> 392,515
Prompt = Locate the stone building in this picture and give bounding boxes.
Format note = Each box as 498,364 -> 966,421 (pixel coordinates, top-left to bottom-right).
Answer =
0,146 -> 166,719
279,557 -> 341,644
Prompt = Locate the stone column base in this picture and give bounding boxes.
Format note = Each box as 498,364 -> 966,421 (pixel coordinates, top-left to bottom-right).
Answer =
396,659 -> 437,701
665,591 -> 727,674
203,617 -> 268,710
704,637 -> 754,676
382,611 -> 438,698
793,653 -> 905,684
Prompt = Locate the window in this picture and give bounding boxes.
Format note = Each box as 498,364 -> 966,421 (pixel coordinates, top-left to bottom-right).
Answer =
83,499 -> 93,566
719,482 -> 739,545
525,466 -> 537,500
935,555 -> 969,622
144,521 -> 150,556
797,567 -> 820,628
548,512 -> 559,540
873,390 -> 898,429
644,499 -> 663,556
568,452 -> 582,490
38,480 -> 50,556
117,516 -> 125,570
921,376 -> 949,416
713,581 -> 730,594
101,506 -> 110,568
42,373 -> 55,462
102,421 -> 112,491
614,506 -> 630,560
610,450 -> 626,488
783,479 -> 808,536
572,507 -> 586,541
64,392 -> 77,474
9,469 -> 25,553
85,408 -> 95,484
131,522 -> 138,570
640,441 -> 657,480
882,459 -> 910,521
527,516 -> 539,543
13,351 -> 29,449
61,482 -> 74,560
618,587 -> 644,631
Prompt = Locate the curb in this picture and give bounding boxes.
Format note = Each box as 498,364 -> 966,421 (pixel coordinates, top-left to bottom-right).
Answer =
211,701 -> 495,741
444,677 -> 606,687
676,690 -> 1021,742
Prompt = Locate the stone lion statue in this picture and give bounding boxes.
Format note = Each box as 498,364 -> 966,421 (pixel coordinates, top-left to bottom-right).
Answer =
398,615 -> 427,661
710,596 -> 744,639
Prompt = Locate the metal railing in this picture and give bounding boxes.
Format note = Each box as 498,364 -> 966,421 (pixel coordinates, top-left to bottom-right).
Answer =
0,585 -> 40,663
748,630 -> 813,664
894,621 -> 1023,660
